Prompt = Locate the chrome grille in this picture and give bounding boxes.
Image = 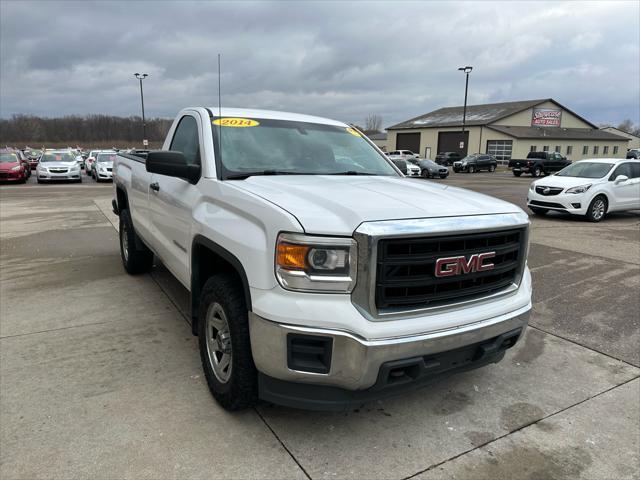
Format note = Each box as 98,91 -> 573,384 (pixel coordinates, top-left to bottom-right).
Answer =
375,228 -> 525,311
535,186 -> 563,196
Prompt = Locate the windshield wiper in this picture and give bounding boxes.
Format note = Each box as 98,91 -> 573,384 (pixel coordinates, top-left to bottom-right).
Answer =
225,170 -> 311,180
328,171 -> 377,176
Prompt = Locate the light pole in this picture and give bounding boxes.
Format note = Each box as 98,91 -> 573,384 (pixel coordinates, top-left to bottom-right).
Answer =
134,73 -> 148,146
458,66 -> 473,135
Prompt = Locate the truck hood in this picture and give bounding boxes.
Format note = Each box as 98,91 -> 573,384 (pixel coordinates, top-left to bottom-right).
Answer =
232,175 -> 523,235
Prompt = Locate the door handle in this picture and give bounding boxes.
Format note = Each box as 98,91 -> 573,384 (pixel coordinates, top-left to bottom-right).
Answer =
150,182 -> 160,192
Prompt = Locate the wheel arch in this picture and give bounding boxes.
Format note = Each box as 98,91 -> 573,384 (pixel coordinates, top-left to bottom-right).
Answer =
191,235 -> 252,336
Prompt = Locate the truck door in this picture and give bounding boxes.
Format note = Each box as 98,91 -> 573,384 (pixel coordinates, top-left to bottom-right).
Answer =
148,113 -> 203,287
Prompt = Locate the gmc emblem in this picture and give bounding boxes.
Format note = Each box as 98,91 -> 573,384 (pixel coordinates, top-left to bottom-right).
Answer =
435,252 -> 496,277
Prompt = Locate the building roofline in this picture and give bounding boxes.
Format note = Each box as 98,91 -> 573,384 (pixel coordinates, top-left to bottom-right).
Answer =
387,98 -> 599,130
600,126 -> 640,139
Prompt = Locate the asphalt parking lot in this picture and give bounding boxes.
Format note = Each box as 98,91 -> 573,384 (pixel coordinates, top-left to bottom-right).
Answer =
1,171 -> 639,479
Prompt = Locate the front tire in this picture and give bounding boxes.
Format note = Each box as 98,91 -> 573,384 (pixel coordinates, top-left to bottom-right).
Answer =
468,165 -> 476,173
119,208 -> 154,274
513,170 -> 522,177
198,274 -> 258,411
586,196 -> 607,222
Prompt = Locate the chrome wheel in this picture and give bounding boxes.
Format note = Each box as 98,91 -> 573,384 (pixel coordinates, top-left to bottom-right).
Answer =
205,302 -> 232,383
591,199 -> 605,221
121,223 -> 129,262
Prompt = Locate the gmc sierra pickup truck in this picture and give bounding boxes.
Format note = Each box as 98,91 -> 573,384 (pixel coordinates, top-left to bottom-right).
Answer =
509,151 -> 571,177
112,107 -> 532,411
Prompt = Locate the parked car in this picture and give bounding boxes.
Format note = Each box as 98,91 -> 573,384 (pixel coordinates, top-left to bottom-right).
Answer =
627,149 -> 640,159
404,159 -> 421,176
14,149 -> 31,178
36,151 -> 82,183
390,158 -> 408,175
527,158 -> 640,222
419,159 -> 449,178
387,150 -> 420,161
509,151 -> 571,177
453,154 -> 498,173
91,152 -> 117,181
84,150 -> 100,173
112,107 -> 532,412
0,150 -> 28,183
25,149 -> 42,170
435,152 -> 464,166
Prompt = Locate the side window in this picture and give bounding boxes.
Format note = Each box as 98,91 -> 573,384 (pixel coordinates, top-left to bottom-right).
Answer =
630,162 -> 640,178
170,115 -> 200,166
609,163 -> 633,181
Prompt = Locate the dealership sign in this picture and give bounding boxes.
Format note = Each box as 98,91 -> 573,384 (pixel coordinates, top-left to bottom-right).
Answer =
532,108 -> 562,127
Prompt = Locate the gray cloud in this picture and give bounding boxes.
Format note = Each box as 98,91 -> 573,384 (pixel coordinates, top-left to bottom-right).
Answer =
1,0 -> 638,128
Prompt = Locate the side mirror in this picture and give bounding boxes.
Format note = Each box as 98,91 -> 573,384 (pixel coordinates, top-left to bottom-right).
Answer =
614,175 -> 629,184
146,150 -> 201,184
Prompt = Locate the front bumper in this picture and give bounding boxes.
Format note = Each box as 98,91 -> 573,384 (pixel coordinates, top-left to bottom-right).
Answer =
527,190 -> 587,215
250,305 -> 530,409
38,171 -> 81,181
96,170 -> 113,180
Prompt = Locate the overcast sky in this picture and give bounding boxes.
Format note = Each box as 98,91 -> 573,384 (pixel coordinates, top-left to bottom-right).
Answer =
1,1 -> 638,128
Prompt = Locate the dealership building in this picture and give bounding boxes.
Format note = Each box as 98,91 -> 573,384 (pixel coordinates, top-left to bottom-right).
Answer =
386,98 -> 629,163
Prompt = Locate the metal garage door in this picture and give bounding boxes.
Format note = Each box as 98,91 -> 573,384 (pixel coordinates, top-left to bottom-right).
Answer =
437,131 -> 469,156
396,133 -> 421,155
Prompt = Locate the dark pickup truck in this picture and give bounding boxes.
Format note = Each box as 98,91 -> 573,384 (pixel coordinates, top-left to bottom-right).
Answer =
509,151 -> 571,177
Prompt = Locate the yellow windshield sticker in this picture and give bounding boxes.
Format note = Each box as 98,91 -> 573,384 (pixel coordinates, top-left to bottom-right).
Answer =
346,127 -> 361,137
213,117 -> 259,127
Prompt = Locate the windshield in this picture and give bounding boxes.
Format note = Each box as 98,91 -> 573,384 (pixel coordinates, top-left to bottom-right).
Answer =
461,155 -> 478,161
97,153 -> 117,162
213,118 -> 398,178
0,153 -> 19,163
41,152 -> 76,162
556,162 -> 613,178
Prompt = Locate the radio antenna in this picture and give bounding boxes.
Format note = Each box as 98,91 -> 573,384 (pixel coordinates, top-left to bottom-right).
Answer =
217,53 -> 222,165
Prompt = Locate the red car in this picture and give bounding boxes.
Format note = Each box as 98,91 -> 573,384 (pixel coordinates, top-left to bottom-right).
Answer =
0,150 -> 28,183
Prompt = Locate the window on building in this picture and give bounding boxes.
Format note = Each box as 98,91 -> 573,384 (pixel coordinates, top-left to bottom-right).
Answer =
582,146 -> 588,155
555,146 -> 561,153
603,146 -> 609,154
486,140 -> 513,163
567,146 -> 573,155
593,146 -> 599,154
543,146 -> 549,152
613,146 -> 619,155
530,145 -> 537,152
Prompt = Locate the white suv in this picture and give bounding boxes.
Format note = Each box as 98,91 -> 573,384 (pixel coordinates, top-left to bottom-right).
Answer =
527,158 -> 640,222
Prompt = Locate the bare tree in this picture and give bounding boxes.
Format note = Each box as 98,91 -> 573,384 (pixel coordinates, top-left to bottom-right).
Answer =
364,114 -> 382,134
617,119 -> 635,134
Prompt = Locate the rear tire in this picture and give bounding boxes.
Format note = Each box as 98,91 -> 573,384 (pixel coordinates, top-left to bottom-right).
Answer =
529,207 -> 548,215
532,166 -> 542,177
119,208 -> 154,274
513,171 -> 522,177
198,274 -> 258,411
421,169 -> 431,178
489,164 -> 496,172
586,196 -> 607,222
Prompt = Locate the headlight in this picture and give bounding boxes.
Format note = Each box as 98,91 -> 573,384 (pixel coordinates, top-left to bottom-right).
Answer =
11,165 -> 22,171
529,183 -> 535,191
566,184 -> 592,194
39,166 -> 47,172
275,232 -> 357,293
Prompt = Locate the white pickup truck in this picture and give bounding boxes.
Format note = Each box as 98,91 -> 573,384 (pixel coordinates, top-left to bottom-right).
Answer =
112,107 -> 532,411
